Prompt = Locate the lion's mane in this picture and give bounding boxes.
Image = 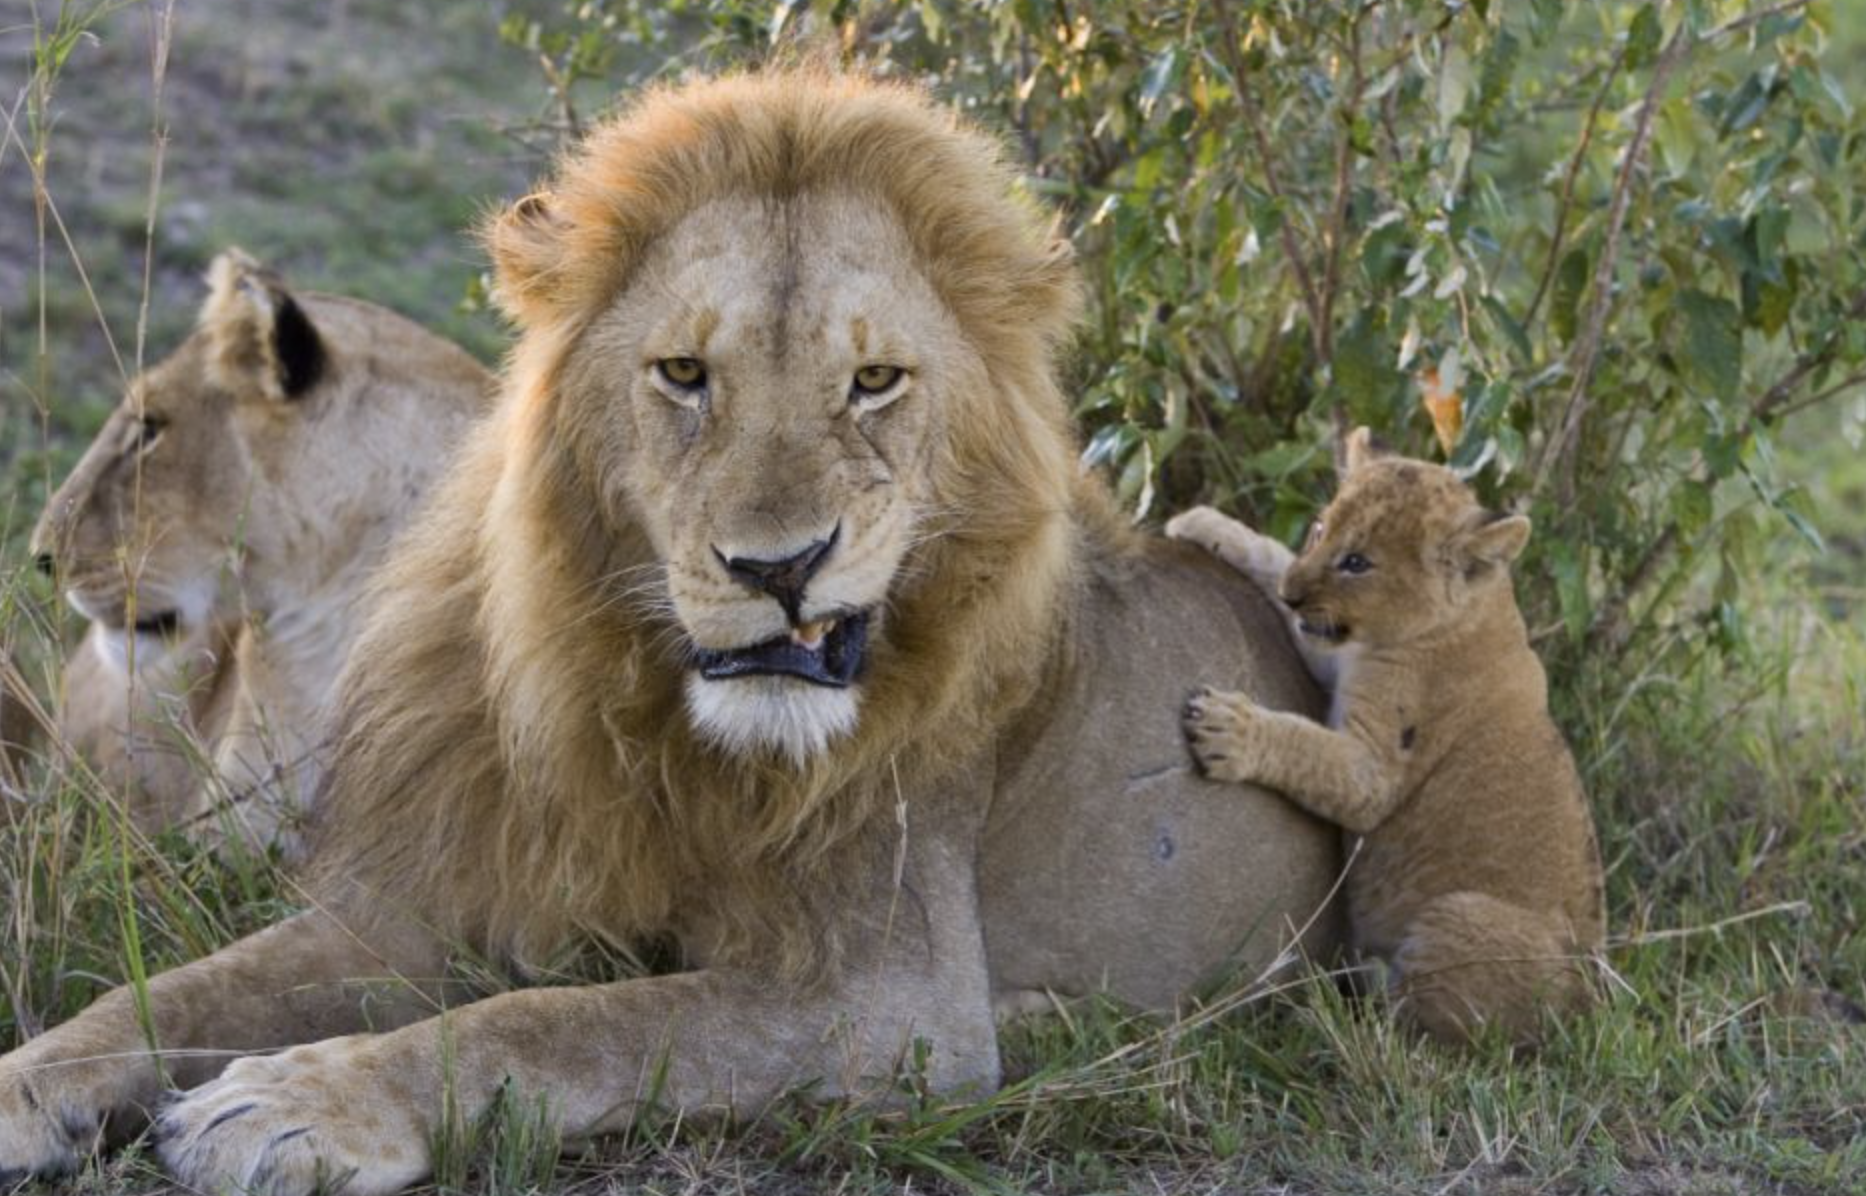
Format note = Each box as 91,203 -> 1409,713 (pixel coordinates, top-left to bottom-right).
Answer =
308,68 -> 1098,980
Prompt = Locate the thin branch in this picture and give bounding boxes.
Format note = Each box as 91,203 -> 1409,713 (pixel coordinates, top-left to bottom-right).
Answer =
1753,287 -> 1866,419
1213,0 -> 1326,359
1523,48 -> 1625,327
1316,9 -> 1367,368
1535,25 -> 1693,502
1704,0 -> 1812,40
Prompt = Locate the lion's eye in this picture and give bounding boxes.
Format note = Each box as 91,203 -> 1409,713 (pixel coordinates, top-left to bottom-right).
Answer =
850,365 -> 906,407
137,414 -> 168,453
1337,552 -> 1372,575
656,358 -> 707,390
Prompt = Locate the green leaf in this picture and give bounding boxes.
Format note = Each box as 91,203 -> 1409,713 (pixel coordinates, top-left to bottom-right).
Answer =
1675,289 -> 1743,402
1552,246 -> 1591,345
1625,5 -> 1663,72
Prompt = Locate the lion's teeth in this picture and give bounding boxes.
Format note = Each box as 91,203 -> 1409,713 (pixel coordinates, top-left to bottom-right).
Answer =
793,618 -> 835,648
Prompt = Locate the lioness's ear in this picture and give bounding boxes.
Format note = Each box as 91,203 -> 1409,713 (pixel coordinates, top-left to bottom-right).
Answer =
1339,425 -> 1384,478
1456,511 -> 1532,572
486,191 -> 568,325
201,248 -> 325,401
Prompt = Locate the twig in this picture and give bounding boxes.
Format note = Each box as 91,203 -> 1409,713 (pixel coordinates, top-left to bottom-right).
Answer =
1705,0 -> 1812,40
1523,48 -> 1625,327
1213,0 -> 1326,359
1536,26 -> 1693,503
1315,7 -> 1368,368
1753,287 -> 1866,419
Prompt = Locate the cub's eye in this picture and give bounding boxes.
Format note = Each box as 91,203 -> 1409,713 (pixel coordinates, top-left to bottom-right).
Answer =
656,358 -> 707,390
1337,552 -> 1372,575
850,365 -> 906,407
137,414 -> 168,452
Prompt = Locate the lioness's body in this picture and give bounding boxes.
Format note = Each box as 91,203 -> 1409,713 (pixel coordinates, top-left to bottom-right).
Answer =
0,73 -> 1336,1194
1174,434 -> 1604,1044
30,252 -> 492,843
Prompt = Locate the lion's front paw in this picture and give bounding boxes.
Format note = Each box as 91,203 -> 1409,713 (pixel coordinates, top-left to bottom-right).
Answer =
1183,686 -> 1261,783
0,1050 -> 116,1183
154,1040 -> 427,1196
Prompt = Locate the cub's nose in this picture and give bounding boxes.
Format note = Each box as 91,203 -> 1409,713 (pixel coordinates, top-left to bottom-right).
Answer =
33,552 -> 56,579
716,526 -> 838,622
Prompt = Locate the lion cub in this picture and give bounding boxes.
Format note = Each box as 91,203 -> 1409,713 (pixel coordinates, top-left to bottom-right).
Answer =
1167,428 -> 1604,1046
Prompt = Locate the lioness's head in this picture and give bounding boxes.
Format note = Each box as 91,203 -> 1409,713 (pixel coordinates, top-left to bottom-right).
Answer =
1280,427 -> 1531,647
31,250 -> 486,675
30,251 -> 333,671
487,70 -> 1082,765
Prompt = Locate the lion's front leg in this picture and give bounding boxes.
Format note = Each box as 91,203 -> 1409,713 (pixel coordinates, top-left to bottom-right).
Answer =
0,910 -> 445,1183
1184,687 -> 1400,835
156,831 -> 998,1196
155,962 -> 999,1196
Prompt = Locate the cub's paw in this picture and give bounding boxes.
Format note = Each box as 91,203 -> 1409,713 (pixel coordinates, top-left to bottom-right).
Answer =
154,1040 -> 426,1196
1182,686 -> 1260,783
0,1057 -> 109,1183
1164,506 -> 1246,554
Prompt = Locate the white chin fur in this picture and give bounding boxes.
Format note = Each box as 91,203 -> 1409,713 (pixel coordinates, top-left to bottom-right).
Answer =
684,675 -> 860,765
91,626 -> 172,675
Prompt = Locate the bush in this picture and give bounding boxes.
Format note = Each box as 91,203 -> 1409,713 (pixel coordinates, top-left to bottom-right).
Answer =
504,0 -> 1865,689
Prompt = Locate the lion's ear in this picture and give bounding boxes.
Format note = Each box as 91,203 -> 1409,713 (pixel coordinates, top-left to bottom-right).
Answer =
1453,511 -> 1532,573
486,191 -> 568,325
200,248 -> 325,401
1339,425 -> 1389,478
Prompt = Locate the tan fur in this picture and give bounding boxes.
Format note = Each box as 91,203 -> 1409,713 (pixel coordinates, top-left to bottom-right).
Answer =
28,250 -> 491,847
1174,429 -> 1605,1046
0,71 -> 1338,1194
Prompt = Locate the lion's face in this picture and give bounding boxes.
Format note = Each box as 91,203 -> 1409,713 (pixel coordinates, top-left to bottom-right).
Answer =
31,251 -> 337,673
33,343 -> 251,673
1280,439 -> 1531,648
559,194 -> 976,762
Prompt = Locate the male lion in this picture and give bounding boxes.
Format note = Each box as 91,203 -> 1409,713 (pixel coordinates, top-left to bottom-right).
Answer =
0,71 -> 1337,1194
27,249 -> 491,844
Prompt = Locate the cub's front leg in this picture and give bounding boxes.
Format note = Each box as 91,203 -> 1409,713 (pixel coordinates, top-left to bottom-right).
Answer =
1183,687 -> 1400,836
1165,508 -> 1338,687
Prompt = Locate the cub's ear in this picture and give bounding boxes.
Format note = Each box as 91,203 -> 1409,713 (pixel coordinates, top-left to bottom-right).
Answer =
485,190 -> 568,325
1339,425 -> 1386,478
200,248 -> 324,401
1455,511 -> 1532,573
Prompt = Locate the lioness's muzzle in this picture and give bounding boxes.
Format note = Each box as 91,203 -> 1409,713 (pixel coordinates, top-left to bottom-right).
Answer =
692,611 -> 870,688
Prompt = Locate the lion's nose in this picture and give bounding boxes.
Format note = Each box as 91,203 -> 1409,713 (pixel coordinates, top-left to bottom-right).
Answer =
716,526 -> 838,622
33,552 -> 56,579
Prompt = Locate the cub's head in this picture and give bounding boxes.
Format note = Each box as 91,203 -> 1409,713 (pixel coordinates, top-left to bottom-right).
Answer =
30,250 -> 332,672
487,70 -> 1082,765
1280,427 -> 1531,648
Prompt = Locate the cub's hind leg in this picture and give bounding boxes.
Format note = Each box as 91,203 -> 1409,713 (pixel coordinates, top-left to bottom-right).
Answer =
1390,891 -> 1594,1047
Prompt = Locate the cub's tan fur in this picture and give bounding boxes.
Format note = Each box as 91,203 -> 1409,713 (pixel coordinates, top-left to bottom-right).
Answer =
28,251 -> 491,846
1170,429 -> 1605,1045
0,70 -> 1338,1195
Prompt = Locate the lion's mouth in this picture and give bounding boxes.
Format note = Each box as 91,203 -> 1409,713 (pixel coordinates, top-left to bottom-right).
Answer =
1298,617 -> 1348,643
131,609 -> 184,637
691,611 -> 871,688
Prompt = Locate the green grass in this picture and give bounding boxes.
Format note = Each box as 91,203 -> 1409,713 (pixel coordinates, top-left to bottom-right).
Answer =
3,2 -> 1865,1194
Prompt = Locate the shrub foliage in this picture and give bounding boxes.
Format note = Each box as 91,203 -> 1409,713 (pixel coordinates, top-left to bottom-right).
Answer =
504,0 -> 1865,685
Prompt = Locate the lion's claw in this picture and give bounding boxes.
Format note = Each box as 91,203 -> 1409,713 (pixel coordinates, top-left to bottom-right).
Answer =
154,1043 -> 425,1196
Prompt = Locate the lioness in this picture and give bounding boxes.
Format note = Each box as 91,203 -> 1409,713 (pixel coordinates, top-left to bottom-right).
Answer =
1172,429 -> 1605,1044
0,71 -> 1338,1194
28,249 -> 492,844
